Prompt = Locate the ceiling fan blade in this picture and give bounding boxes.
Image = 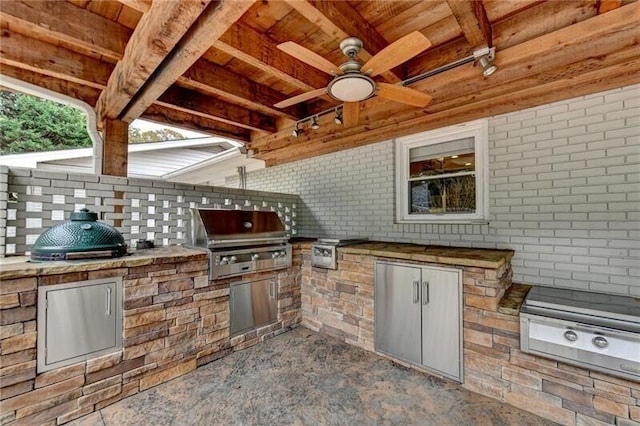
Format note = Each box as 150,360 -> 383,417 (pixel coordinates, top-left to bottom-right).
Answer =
343,102 -> 360,128
274,88 -> 327,108
277,41 -> 343,76
361,31 -> 432,77
376,83 -> 432,107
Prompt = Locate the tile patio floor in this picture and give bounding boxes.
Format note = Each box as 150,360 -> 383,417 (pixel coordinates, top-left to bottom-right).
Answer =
70,327 -> 556,425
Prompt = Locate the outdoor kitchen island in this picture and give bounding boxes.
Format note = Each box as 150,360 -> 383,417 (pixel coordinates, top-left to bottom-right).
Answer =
2,243 -> 638,425
0,246 -> 302,425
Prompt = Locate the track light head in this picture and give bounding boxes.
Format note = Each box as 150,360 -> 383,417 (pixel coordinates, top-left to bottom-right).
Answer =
473,46 -> 497,77
478,55 -> 497,77
334,110 -> 343,125
311,116 -> 320,130
292,123 -> 301,137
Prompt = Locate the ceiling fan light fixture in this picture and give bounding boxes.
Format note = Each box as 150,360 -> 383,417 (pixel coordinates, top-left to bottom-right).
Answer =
327,74 -> 376,102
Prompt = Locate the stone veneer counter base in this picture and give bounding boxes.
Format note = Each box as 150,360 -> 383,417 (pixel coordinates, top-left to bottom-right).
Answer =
0,246 -> 302,425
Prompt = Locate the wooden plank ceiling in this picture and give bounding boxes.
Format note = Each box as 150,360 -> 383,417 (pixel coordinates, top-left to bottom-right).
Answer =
1,0 -> 639,166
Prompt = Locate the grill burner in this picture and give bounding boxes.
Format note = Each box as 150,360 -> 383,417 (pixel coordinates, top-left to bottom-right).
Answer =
311,238 -> 368,269
186,208 -> 291,280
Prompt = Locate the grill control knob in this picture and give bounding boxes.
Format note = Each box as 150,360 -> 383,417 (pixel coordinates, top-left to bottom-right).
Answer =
564,330 -> 578,342
592,336 -> 608,349
272,252 -> 279,259
279,251 -> 287,257
220,257 -> 229,265
229,256 -> 238,264
251,253 -> 260,261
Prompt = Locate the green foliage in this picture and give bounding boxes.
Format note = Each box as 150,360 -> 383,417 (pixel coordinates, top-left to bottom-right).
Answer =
0,91 -> 92,154
0,91 -> 186,154
128,127 -> 185,143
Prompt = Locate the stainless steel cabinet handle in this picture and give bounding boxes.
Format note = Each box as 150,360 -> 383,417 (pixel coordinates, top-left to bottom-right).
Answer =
592,336 -> 608,349
564,330 -> 578,342
422,281 -> 429,305
413,280 -> 419,304
106,287 -> 112,316
269,281 -> 275,299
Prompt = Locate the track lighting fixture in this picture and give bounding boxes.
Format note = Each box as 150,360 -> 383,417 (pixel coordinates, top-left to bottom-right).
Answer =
311,116 -> 320,129
334,110 -> 343,125
292,123 -> 301,138
473,46 -> 497,77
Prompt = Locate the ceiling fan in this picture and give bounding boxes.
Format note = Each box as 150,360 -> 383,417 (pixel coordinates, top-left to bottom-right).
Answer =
274,31 -> 434,128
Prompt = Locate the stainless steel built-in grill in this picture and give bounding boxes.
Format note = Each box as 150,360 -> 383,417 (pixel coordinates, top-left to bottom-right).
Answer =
520,286 -> 640,381
186,208 -> 292,280
187,208 -> 292,336
311,238 -> 368,269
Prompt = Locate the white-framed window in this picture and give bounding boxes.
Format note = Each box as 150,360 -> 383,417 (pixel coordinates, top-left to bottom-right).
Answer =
395,119 -> 489,223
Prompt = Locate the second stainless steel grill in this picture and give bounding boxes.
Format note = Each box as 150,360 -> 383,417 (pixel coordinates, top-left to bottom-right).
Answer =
520,286 -> 640,381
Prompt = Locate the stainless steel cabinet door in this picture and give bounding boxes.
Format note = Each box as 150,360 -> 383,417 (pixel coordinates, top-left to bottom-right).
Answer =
421,267 -> 461,380
375,262 -> 422,365
39,278 -> 122,372
230,278 -> 278,335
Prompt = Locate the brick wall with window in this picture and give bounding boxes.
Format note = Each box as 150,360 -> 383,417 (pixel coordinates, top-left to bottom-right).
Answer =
228,84 -> 639,296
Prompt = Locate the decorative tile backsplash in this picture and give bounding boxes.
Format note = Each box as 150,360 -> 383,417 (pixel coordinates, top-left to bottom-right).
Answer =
2,167 -> 300,256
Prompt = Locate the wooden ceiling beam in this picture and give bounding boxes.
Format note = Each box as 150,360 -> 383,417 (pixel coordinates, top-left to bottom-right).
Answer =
158,86 -> 276,134
0,64 -> 101,106
116,0 -> 257,122
597,0 -> 623,14
0,31 -> 267,135
0,29 -> 113,89
249,2 -> 640,156
446,0 -> 493,48
258,59 -> 640,165
0,64 -> 250,141
142,105 -> 250,142
180,60 -> 304,121
2,0 -> 293,122
0,0 -> 131,61
214,21 -> 331,93
96,1 -> 211,122
118,0 -> 151,14
284,0 -> 402,83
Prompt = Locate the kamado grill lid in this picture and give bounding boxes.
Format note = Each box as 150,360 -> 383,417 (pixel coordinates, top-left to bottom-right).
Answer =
31,208 -> 127,262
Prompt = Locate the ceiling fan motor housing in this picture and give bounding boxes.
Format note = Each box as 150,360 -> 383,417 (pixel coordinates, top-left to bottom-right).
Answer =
340,37 -> 364,58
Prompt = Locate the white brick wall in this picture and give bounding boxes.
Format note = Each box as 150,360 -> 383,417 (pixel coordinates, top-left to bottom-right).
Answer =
230,84 -> 640,296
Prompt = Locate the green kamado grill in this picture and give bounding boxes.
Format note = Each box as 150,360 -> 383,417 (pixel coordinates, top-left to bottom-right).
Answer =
31,208 -> 127,262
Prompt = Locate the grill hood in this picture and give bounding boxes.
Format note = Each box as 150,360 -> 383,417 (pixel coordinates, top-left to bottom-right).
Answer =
186,208 -> 288,249
31,208 -> 127,262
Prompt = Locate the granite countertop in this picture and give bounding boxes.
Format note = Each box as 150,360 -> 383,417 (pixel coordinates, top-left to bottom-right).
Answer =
0,246 -> 208,280
497,283 -> 533,315
339,242 -> 515,269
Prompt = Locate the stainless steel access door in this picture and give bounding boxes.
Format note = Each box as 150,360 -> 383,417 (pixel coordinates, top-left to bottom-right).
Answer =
230,277 -> 278,336
421,267 -> 462,380
38,278 -> 122,373
375,262 -> 422,365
